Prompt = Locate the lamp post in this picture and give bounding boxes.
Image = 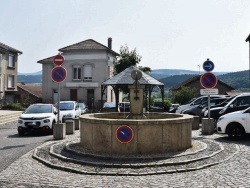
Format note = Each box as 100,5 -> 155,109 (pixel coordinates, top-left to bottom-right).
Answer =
246,34 -> 250,91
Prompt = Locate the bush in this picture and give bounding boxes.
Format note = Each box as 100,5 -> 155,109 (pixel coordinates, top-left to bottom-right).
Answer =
2,103 -> 26,111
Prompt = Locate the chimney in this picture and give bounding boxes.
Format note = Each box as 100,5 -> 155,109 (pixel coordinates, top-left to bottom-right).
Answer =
108,37 -> 112,49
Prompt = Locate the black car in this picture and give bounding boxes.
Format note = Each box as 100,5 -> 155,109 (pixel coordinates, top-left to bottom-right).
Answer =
203,94 -> 250,121
101,102 -> 117,112
119,102 -> 130,112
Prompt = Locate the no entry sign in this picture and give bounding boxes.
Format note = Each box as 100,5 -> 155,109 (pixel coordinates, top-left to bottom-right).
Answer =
53,54 -> 64,66
51,66 -> 67,83
116,125 -> 134,143
200,72 -> 217,89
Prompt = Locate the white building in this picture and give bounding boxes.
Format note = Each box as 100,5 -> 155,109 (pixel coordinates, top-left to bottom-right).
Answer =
37,38 -> 119,111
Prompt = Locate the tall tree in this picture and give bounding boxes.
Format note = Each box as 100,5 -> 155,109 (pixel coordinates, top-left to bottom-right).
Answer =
172,87 -> 196,105
114,45 -> 151,74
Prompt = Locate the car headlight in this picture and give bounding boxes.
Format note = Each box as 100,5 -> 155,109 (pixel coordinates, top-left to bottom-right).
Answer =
204,110 -> 208,117
217,117 -> 224,123
18,119 -> 23,124
219,108 -> 226,114
43,119 -> 51,123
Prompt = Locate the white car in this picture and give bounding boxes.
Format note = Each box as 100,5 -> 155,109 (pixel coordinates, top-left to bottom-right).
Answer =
58,101 -> 81,122
217,107 -> 250,139
17,104 -> 61,136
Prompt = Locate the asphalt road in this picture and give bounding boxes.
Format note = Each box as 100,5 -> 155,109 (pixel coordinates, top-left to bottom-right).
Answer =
0,121 -> 54,172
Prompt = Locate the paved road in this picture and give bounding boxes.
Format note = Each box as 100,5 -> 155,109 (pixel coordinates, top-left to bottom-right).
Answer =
2,119 -> 250,187
0,121 -> 53,173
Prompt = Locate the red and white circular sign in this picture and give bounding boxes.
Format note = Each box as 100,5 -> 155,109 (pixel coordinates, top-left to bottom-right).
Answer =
53,54 -> 65,66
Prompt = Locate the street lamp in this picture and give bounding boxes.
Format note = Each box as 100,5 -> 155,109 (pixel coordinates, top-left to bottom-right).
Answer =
246,34 -> 250,91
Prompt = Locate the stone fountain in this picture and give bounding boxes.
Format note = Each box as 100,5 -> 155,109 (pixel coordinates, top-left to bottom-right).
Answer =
79,69 -> 193,154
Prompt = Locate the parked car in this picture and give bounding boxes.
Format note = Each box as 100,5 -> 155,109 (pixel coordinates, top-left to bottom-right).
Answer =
58,101 -> 81,122
201,96 -> 236,117
79,102 -> 88,114
119,102 -> 130,112
217,107 -> 250,139
168,104 -> 180,113
176,95 -> 228,114
101,102 -> 117,112
17,103 -> 61,136
182,98 -> 228,120
204,93 -> 250,121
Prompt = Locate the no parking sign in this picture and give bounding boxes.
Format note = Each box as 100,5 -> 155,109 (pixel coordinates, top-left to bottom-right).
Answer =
116,125 -> 134,143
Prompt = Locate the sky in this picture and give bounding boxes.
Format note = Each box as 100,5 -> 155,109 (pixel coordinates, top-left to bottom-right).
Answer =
1,0 -> 250,73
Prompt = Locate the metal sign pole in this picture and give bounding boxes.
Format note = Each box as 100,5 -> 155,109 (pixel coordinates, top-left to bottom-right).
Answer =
208,94 -> 211,121
57,82 -> 60,124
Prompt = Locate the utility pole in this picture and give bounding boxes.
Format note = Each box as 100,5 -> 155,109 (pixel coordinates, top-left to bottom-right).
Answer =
246,34 -> 250,91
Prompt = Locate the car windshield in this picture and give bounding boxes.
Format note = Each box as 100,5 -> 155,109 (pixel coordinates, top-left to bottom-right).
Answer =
25,105 -> 53,114
79,103 -> 86,109
104,103 -> 116,108
59,102 -> 74,110
120,102 -> 130,107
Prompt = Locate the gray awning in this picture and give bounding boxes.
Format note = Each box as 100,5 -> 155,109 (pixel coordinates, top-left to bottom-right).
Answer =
102,66 -> 164,86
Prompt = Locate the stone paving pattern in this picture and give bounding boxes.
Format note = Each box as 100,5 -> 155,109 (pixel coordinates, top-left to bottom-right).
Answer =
1,122 -> 250,187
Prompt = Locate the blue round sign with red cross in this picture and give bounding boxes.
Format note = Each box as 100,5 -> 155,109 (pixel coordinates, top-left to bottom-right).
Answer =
51,66 -> 67,83
116,125 -> 134,143
200,72 -> 217,89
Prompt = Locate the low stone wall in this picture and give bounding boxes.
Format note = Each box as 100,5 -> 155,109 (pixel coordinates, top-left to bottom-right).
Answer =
79,113 -> 193,154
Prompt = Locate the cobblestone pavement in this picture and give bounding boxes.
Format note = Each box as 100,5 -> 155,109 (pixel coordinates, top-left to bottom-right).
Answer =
1,124 -> 250,187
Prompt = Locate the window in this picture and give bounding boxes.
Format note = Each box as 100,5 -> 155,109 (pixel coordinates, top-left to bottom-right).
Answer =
8,54 -> 15,68
83,65 -> 92,80
73,66 -> 81,80
7,75 -> 14,88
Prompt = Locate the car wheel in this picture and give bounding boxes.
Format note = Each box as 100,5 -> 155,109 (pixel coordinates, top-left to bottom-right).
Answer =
18,129 -> 25,136
227,123 -> 245,139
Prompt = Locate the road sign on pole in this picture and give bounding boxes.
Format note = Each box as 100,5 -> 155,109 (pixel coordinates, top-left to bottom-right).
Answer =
51,66 -> 67,83
200,88 -> 218,95
53,54 -> 65,66
203,59 -> 214,72
200,72 -> 217,89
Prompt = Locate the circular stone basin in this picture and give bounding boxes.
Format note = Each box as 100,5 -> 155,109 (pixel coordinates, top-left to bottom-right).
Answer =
79,112 -> 193,154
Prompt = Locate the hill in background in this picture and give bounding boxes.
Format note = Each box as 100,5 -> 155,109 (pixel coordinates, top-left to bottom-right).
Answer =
17,69 -> 249,90
150,69 -> 228,79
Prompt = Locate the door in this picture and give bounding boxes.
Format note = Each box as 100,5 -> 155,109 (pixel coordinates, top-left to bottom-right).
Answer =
87,89 -> 94,111
70,89 -> 77,101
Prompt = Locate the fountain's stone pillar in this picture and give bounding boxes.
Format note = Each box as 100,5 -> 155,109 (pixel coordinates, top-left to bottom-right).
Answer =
127,70 -> 146,119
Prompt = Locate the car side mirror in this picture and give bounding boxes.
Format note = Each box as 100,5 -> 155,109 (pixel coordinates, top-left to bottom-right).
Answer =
230,104 -> 234,108
54,111 -> 58,115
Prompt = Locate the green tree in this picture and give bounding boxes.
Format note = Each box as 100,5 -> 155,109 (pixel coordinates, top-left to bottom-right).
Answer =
172,87 -> 196,105
114,45 -> 151,74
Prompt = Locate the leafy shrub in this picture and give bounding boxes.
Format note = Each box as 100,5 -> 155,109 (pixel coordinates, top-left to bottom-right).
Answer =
2,103 -> 26,111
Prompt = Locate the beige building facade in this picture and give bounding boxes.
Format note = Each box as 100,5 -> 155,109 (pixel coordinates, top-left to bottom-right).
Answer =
0,42 -> 22,104
37,38 -> 119,111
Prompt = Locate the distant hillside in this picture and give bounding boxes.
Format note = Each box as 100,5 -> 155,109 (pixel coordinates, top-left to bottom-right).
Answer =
18,70 -> 42,75
150,69 -> 228,79
159,74 -> 197,88
18,75 -> 42,84
159,70 -> 249,90
217,70 -> 249,90
17,69 -> 249,90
